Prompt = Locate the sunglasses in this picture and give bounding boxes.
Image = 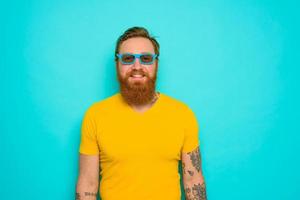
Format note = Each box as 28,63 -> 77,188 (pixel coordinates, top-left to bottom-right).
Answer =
116,53 -> 158,65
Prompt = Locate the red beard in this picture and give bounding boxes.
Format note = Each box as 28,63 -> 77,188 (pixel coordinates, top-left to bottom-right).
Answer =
117,67 -> 157,106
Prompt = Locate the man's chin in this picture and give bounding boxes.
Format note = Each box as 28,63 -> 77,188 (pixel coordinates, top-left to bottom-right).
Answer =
119,75 -> 157,105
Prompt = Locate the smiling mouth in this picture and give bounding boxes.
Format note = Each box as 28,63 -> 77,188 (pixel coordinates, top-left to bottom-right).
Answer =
131,74 -> 145,78
129,72 -> 147,79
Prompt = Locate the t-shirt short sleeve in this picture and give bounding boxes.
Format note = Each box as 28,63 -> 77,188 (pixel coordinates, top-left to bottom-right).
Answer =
79,107 -> 99,155
182,106 -> 200,153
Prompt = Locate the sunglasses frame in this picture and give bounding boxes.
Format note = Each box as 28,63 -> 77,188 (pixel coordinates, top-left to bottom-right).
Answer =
116,53 -> 158,65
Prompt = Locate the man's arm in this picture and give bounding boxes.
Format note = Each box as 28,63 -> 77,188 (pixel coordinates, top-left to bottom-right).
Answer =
75,154 -> 99,200
182,146 -> 207,200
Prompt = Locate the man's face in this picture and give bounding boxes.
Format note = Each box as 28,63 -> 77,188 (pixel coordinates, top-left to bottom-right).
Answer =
116,37 -> 158,105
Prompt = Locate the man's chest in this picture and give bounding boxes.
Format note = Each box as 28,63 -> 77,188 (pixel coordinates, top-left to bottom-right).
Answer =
97,116 -> 184,162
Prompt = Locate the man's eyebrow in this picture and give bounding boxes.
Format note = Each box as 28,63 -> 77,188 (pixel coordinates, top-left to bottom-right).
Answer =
140,52 -> 155,54
119,52 -> 155,54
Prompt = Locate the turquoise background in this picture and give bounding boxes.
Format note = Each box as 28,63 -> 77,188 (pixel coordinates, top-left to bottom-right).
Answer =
1,0 -> 299,199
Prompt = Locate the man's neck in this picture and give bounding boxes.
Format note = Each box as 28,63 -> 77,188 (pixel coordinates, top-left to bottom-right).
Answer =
130,91 -> 160,113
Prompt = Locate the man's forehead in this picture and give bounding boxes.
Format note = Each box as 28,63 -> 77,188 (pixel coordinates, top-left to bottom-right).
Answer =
119,37 -> 155,53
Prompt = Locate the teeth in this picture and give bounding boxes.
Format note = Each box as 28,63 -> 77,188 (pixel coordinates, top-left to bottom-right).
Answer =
132,74 -> 143,77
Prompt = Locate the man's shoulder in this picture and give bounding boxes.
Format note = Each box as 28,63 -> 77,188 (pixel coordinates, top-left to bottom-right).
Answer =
161,93 -> 198,124
160,92 -> 194,113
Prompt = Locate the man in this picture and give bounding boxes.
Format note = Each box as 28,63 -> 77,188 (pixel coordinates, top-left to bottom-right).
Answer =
75,27 -> 207,200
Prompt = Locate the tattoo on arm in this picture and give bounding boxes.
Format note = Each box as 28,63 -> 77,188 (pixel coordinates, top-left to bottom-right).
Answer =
183,146 -> 207,199
187,170 -> 194,176
84,192 -> 97,196
183,160 -> 195,177
75,192 -> 97,200
184,182 -> 207,200
187,146 -> 202,172
182,162 -> 186,174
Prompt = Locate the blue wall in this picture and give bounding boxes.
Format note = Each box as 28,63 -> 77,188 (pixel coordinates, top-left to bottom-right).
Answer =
1,0 -> 299,199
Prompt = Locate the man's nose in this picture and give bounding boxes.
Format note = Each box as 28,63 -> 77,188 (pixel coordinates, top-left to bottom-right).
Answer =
132,57 -> 142,69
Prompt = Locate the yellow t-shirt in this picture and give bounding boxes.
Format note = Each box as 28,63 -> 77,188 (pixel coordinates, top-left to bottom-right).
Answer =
79,92 -> 200,200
